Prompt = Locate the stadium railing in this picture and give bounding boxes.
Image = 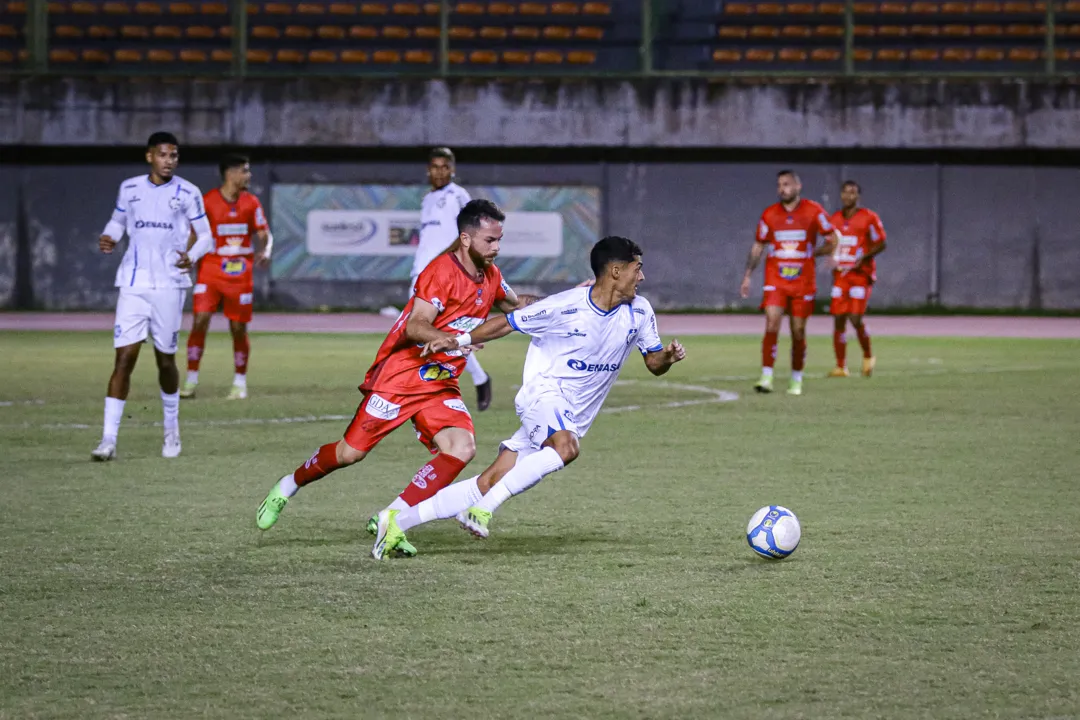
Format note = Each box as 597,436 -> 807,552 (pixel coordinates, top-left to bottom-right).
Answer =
0,0 -> 1076,79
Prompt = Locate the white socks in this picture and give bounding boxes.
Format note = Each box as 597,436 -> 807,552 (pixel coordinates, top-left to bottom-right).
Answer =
397,476 -> 483,532
792,371 -> 804,383
279,473 -> 299,498
103,397 -> 125,441
465,354 -> 489,386
386,497 -> 410,513
233,373 -> 247,389
761,367 -> 774,378
186,370 -> 199,386
474,447 -> 565,514
161,390 -> 180,432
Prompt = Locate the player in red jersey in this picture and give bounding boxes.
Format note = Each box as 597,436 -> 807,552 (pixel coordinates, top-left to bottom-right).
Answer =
740,170 -> 841,396
254,200 -> 539,555
180,154 -> 270,400
827,180 -> 887,378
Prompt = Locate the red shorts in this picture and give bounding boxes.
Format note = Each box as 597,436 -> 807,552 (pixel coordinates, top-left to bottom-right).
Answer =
343,388 -> 473,454
830,277 -> 872,316
761,286 -> 815,319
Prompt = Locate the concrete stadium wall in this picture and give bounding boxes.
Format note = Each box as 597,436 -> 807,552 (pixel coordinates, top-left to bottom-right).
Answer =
1,159 -> 1078,311
3,78 -> 1080,149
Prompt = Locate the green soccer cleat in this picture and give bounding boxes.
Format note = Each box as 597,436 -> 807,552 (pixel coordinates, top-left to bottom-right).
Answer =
227,385 -> 248,400
754,374 -> 774,394
787,378 -> 803,396
256,480 -> 290,531
178,381 -> 197,399
458,506 -> 492,539
366,514 -> 378,536
371,509 -> 417,560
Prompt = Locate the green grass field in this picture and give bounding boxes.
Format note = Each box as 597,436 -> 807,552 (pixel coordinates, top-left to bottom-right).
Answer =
2,330 -> 1079,720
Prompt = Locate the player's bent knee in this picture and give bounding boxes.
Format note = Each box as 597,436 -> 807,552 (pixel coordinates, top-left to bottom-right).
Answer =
434,428 -> 476,463
336,439 -> 367,465
546,432 -> 580,465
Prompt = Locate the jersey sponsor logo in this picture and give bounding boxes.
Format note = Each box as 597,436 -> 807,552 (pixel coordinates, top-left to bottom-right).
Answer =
633,307 -> 646,315
520,309 -> 549,323
217,223 -> 249,238
778,263 -> 803,280
222,258 -> 248,276
411,463 -> 436,489
443,398 -> 470,415
849,286 -> 867,299
429,297 -> 445,312
500,280 -> 512,296
839,235 -> 859,247
418,362 -> 456,382
567,359 -> 620,373
134,220 -> 174,230
564,329 -> 587,338
560,308 -> 578,315
774,230 -> 807,242
447,316 -> 484,332
239,292 -> 253,305
365,393 -> 401,421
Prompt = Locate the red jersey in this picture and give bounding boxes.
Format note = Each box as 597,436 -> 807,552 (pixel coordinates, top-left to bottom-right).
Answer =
756,199 -> 835,294
361,253 -> 510,396
197,188 -> 268,286
830,207 -> 886,284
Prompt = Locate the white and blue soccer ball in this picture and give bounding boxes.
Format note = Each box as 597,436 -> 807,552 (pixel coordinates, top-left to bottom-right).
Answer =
746,505 -> 801,560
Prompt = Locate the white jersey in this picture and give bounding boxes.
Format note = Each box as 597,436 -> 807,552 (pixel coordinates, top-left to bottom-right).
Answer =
412,182 -> 471,277
506,287 -> 665,437
104,174 -> 209,289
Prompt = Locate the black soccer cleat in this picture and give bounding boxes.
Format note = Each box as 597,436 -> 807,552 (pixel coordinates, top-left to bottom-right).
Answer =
476,378 -> 493,411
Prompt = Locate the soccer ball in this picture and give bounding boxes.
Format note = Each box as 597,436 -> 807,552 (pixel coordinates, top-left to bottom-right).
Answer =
746,505 -> 801,560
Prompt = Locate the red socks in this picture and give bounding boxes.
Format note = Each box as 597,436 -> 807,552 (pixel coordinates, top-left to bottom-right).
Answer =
855,323 -> 872,358
792,339 -> 807,372
186,329 -> 206,372
233,333 -> 249,375
833,331 -> 847,368
762,331 -> 779,369
398,453 -> 469,506
294,443 -> 344,487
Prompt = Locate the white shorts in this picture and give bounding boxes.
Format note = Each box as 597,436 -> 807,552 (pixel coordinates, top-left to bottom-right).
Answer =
500,390 -> 580,457
113,287 -> 187,354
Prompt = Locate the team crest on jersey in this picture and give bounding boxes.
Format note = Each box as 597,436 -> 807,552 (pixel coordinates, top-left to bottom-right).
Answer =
626,328 -> 638,346
419,362 -> 456,382
169,197 -> 182,211
222,258 -> 248,275
447,316 -> 484,332
475,288 -> 484,307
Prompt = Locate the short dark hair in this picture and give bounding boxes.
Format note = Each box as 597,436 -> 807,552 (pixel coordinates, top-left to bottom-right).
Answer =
430,147 -> 455,164
590,236 -> 643,278
219,153 -> 250,179
147,131 -> 179,150
777,169 -> 800,182
842,179 -> 861,193
457,199 -> 505,234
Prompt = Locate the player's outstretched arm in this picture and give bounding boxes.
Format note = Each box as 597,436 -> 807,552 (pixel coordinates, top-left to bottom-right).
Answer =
421,314 -> 514,357
740,242 -> 766,298
643,340 -> 687,377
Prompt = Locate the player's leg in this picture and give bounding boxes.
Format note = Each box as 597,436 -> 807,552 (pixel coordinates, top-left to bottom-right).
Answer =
787,296 -> 812,396
150,289 -> 185,458
256,392 -> 408,530
228,320 -> 250,399
93,288 -> 149,460
830,314 -> 850,377
849,285 -> 875,376
756,295 -> 784,393
182,282 -> 219,398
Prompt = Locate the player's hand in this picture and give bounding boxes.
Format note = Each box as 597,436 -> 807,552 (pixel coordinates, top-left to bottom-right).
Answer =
99,235 -> 117,254
254,251 -> 270,268
174,251 -> 193,271
739,274 -> 752,298
421,335 -> 459,357
665,339 -> 686,364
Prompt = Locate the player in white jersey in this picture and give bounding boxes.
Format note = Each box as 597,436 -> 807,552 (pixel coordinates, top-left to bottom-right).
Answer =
383,148 -> 493,410
371,236 -> 687,559
91,131 -> 215,462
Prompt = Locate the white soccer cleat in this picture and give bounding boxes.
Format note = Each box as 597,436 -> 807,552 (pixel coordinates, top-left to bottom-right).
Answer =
162,430 -> 182,458
91,438 -> 117,462
227,385 -> 247,400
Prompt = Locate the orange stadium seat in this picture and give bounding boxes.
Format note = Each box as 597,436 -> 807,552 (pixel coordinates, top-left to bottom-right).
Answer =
875,48 -> 906,60
455,2 -> 484,14
787,3 -> 815,13
168,2 -> 195,13
943,47 -> 974,60
329,3 -> 356,14
251,25 -> 280,38
853,2 -> 876,12
115,48 -> 143,61
49,48 -> 79,62
880,2 -> 908,12
448,25 -> 475,38
911,24 -> 941,36
297,3 -> 325,13
121,24 -> 150,37
512,25 -> 540,38
201,2 -> 227,13
153,25 -> 183,37
1007,47 -> 1039,60
54,25 -> 84,37
756,3 -> 784,13
972,1 -> 1001,9
551,2 -> 579,13
814,24 -> 843,37
0,50 -> 15,63
912,1 -> 940,11
974,24 -> 1004,35
723,2 -> 753,13
582,1 -> 610,13
88,24 -> 116,36
136,1 -> 163,13
340,49 -> 368,61
480,26 -> 507,39
285,25 -> 315,38
210,48 -> 231,61
720,26 -> 749,38
782,24 -> 812,37
393,2 -> 421,14
713,48 -> 742,61
349,25 -> 377,37
534,50 -> 563,63
488,2 -> 515,14
447,49 -> 465,63
309,49 -> 337,62
567,49 -> 596,63
877,25 -> 908,37
543,26 -> 573,39
0,24 -> 19,37
911,48 -> 941,60
414,25 -> 440,38
745,48 -> 777,60
470,49 -> 498,63
5,1 -> 25,12
276,49 -> 305,62
503,49 -> 531,62
372,49 -> 400,62
317,25 -> 345,38
779,47 -> 808,60
148,49 -> 176,61
247,49 -> 272,62
810,47 -> 841,60
941,1 -> 971,11
219,24 -> 232,36
360,3 -> 387,14
82,48 -> 110,61
519,2 -> 547,15
1002,1 -> 1036,11
104,1 -> 130,12
750,25 -> 780,37
382,25 -> 410,37
1006,23 -> 1041,36
816,2 -> 843,13
180,49 -> 207,61
975,46 -> 1005,59
405,49 -> 433,62
70,1 -> 96,12
185,25 -> 215,38
854,24 -> 875,35
943,24 -> 972,35
264,2 -> 293,14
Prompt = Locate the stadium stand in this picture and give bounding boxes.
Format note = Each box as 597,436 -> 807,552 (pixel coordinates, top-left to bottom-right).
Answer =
1,0 -> 1077,72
